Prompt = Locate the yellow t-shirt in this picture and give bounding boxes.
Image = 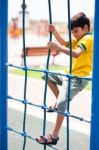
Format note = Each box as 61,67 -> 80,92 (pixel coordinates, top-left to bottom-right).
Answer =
67,32 -> 93,77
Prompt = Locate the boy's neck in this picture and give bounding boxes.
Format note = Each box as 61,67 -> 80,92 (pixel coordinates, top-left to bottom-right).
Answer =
77,31 -> 91,41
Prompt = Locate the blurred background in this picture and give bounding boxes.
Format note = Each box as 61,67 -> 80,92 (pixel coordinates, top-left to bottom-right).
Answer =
8,0 -> 95,67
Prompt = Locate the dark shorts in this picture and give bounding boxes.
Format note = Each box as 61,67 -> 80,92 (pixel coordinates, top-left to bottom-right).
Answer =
41,73 -> 63,86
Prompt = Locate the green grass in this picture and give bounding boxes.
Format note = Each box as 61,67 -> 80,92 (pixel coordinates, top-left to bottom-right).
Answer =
8,65 -> 66,79
9,65 -> 92,91
9,67 -> 42,79
85,82 -> 92,91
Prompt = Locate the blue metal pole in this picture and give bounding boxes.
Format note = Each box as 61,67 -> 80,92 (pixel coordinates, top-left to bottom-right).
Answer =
90,0 -> 99,149
0,0 -> 8,149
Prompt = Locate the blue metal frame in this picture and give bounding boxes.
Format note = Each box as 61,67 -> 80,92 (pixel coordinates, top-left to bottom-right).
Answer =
0,0 -> 99,149
0,0 -> 8,149
90,0 -> 99,149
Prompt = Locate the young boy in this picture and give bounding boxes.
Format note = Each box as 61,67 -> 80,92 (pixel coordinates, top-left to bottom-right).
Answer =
36,12 -> 93,145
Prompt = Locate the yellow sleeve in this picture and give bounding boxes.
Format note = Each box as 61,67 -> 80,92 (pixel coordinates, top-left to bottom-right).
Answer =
66,38 -> 77,49
77,35 -> 93,51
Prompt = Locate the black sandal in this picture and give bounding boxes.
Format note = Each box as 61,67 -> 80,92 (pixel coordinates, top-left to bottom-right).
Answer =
46,106 -> 58,112
36,134 -> 59,145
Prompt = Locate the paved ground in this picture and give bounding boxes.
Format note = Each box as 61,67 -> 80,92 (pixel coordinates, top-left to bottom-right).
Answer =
8,74 -> 91,150
8,108 -> 89,150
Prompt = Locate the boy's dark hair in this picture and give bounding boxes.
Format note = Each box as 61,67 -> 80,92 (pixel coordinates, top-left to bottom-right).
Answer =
70,12 -> 90,31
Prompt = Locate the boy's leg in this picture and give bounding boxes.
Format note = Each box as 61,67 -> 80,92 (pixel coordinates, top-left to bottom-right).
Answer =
52,114 -> 64,136
36,79 -> 67,144
48,81 -> 59,98
36,78 -> 89,144
51,78 -> 89,136
42,73 -> 62,99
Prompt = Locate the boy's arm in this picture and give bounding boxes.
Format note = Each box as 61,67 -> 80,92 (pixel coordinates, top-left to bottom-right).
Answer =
48,24 -> 68,46
47,42 -> 83,58
53,30 -> 68,46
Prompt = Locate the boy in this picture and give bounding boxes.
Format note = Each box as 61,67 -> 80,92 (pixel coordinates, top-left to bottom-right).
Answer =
36,12 -> 93,145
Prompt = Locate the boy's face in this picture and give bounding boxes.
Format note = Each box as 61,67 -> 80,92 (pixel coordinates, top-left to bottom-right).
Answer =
72,26 -> 87,41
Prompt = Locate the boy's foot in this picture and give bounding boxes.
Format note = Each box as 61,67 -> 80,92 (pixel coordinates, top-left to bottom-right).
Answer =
46,106 -> 58,112
47,102 -> 58,112
36,133 -> 59,145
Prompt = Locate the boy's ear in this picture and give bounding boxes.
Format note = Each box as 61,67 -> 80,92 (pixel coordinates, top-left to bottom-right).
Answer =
84,24 -> 89,31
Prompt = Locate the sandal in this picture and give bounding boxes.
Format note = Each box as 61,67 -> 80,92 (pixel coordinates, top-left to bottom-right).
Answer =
36,134 -> 59,145
46,106 -> 58,112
